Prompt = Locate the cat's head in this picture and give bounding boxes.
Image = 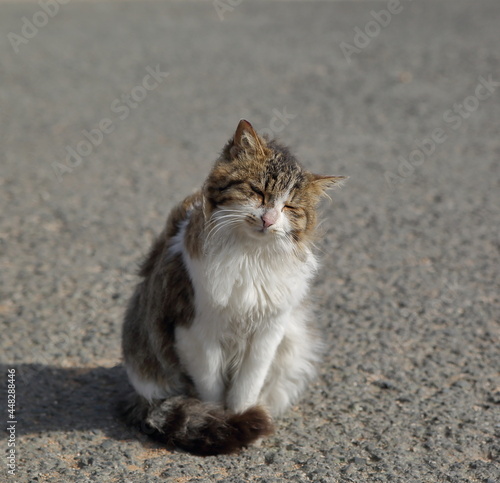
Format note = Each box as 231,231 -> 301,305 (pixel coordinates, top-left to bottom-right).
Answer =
203,120 -> 346,247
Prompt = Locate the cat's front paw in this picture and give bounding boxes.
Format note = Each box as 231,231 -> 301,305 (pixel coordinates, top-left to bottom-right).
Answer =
226,396 -> 253,415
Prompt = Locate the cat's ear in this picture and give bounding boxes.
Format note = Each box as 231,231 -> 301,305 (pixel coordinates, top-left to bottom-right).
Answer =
309,174 -> 348,197
230,120 -> 267,158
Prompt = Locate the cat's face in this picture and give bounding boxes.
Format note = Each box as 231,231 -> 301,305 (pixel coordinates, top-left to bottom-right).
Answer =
203,120 -> 345,246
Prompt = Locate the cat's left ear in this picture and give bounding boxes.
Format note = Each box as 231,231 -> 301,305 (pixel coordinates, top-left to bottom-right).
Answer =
309,174 -> 348,196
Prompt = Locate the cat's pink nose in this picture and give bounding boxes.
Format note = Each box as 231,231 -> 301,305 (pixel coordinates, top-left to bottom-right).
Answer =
261,209 -> 279,229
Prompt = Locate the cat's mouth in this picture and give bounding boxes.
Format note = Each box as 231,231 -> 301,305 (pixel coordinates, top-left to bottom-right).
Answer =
248,224 -> 281,239
242,214 -> 283,239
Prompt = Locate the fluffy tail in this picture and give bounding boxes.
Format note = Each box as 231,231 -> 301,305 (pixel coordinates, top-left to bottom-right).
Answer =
120,394 -> 274,456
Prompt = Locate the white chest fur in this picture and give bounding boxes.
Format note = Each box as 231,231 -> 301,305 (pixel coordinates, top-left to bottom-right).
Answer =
172,219 -> 317,326
170,218 -> 320,412
192,243 -> 315,321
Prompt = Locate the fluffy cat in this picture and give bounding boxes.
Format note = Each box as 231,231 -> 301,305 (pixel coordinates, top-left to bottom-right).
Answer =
121,120 -> 345,455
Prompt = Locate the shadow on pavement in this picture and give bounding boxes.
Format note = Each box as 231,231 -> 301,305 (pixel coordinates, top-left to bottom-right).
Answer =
2,363 -> 135,441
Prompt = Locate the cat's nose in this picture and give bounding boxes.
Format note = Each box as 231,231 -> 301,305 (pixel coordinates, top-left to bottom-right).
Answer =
261,209 -> 279,228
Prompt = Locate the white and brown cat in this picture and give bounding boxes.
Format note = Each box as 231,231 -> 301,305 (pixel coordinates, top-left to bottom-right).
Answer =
121,120 -> 345,455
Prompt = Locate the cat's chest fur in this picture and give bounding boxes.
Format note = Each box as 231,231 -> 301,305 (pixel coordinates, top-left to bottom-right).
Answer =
174,218 -> 317,326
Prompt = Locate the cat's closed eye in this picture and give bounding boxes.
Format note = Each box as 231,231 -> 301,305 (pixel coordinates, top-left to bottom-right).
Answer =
217,180 -> 245,192
249,185 -> 265,204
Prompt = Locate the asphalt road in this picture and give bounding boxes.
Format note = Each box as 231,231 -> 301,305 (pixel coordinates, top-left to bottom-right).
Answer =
1,0 -> 499,481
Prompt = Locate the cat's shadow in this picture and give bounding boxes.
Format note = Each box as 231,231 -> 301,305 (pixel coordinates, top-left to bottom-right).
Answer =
2,363 -> 135,441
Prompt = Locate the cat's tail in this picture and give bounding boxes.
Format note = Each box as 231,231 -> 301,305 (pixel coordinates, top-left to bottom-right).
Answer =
119,394 -> 274,456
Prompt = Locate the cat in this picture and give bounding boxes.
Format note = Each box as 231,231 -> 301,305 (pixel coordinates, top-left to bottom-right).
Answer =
121,120 -> 346,456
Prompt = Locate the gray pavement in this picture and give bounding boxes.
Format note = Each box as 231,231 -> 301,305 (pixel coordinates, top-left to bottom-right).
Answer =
1,0 -> 499,481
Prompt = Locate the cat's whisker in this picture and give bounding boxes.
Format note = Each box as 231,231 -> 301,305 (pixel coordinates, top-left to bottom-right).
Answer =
206,217 -> 240,232
205,218 -> 243,243
209,209 -> 249,221
207,211 -> 246,226
212,213 -> 246,222
282,233 -> 303,260
207,211 -> 243,225
208,219 -> 241,238
208,212 -> 243,223
214,208 -> 249,213
206,223 -> 236,243
309,240 -> 327,257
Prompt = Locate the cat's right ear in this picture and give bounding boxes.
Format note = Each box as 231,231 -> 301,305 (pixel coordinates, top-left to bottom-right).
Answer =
308,174 -> 348,199
230,120 -> 266,158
